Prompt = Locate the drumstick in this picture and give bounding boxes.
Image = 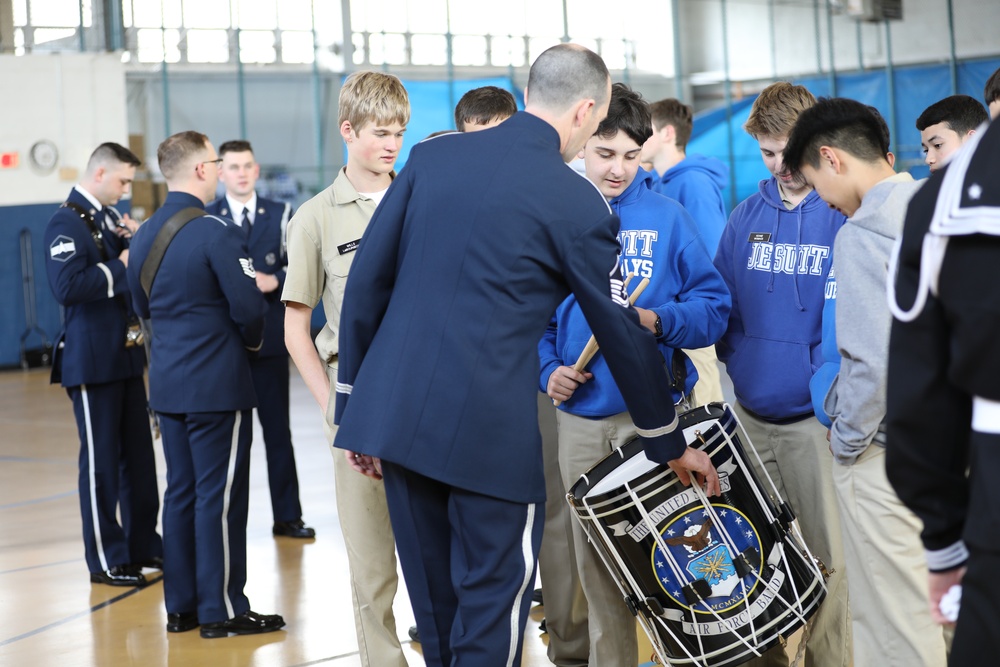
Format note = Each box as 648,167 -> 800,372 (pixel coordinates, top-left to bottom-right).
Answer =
553,276 -> 651,407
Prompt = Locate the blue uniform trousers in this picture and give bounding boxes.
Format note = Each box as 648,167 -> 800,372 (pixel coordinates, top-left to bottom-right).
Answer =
68,377 -> 162,573
158,410 -> 252,624
382,461 -> 544,667
249,355 -> 302,522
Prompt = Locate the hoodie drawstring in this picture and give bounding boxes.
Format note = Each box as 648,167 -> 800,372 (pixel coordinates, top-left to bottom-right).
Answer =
793,204 -> 805,311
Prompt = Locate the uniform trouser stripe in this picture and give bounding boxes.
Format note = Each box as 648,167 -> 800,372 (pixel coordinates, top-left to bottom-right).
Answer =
506,503 -> 537,667
81,385 -> 109,572
220,411 -> 241,619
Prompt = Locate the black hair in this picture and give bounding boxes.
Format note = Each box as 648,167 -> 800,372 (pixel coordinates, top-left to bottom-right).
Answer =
88,142 -> 141,169
915,95 -> 988,134
784,97 -> 888,174
593,83 -> 652,147
984,67 -> 1000,107
218,140 -> 254,156
454,86 -> 517,132
866,105 -> 891,156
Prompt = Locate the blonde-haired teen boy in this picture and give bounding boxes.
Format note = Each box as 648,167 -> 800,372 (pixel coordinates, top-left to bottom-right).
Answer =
713,82 -> 851,667
282,71 -> 410,667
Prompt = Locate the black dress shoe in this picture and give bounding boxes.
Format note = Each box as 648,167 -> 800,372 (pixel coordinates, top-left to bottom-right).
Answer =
167,612 -> 199,633
532,587 -> 543,605
90,565 -> 147,587
408,625 -> 420,643
200,610 -> 285,639
272,519 -> 316,539
134,557 -> 164,570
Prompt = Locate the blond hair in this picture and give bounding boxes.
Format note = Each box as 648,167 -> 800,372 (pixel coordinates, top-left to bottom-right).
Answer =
338,71 -> 410,132
157,130 -> 210,180
744,82 -> 816,139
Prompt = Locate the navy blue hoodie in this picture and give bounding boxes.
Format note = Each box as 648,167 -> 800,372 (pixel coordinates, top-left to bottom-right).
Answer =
713,177 -> 844,419
540,170 -> 731,417
651,154 -> 729,255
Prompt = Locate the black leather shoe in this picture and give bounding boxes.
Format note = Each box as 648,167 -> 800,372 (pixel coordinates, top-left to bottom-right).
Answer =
167,612 -> 199,633
134,557 -> 164,570
532,587 -> 543,605
90,565 -> 147,587
408,625 -> 420,643
200,610 -> 285,639
272,519 -> 316,539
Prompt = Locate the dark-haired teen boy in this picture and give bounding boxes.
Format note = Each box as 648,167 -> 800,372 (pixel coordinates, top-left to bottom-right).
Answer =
786,96 -> 946,666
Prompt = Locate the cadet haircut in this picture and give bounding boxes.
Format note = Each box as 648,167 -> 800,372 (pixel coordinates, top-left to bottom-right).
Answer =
525,43 -> 610,112
744,82 -> 817,139
86,142 -> 141,174
985,67 -> 1000,108
338,71 -> 410,132
594,83 -> 653,147
649,98 -> 694,149
783,97 -> 888,175
454,86 -> 517,132
915,94 -> 989,134
157,130 -> 211,181
218,139 -> 254,156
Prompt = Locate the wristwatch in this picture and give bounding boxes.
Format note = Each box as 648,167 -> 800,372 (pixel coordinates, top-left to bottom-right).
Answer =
653,314 -> 663,337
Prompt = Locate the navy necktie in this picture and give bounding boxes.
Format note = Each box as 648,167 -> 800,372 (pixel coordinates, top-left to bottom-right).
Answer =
241,207 -> 251,236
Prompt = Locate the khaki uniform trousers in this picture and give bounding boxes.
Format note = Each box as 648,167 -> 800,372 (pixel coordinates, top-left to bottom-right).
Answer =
324,365 -> 407,667
684,345 -> 725,407
735,405 -> 853,667
556,410 -> 639,667
537,393 -> 590,666
833,444 -> 949,666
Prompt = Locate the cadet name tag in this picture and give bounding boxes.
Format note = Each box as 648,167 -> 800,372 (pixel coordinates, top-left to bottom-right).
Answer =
338,239 -> 361,255
748,232 -> 771,243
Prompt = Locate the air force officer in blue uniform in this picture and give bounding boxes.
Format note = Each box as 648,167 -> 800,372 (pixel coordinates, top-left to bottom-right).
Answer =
334,45 -> 721,667
44,142 -> 162,587
126,131 -> 283,638
206,140 -> 314,539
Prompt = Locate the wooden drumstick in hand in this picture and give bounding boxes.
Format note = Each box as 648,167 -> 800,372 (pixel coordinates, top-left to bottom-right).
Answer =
553,276 -> 651,407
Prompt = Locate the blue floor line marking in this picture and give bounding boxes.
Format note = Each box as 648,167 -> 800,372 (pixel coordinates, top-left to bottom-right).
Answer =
0,489 -> 77,510
0,575 -> 162,648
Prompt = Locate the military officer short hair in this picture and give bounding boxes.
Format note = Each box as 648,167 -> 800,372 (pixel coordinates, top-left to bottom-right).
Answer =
524,43 -> 610,113
218,139 -> 254,156
87,142 -> 141,173
157,130 -> 211,180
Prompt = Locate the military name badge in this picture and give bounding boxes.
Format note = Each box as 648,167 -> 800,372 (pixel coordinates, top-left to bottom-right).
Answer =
239,257 -> 256,278
748,232 -> 771,243
338,239 -> 361,255
265,252 -> 276,266
49,235 -> 76,261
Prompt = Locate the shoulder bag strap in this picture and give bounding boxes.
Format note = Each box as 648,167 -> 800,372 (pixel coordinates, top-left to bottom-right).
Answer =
140,207 -> 205,299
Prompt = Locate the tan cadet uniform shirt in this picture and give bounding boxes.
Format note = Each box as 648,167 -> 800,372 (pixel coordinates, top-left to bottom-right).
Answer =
281,167 -> 387,429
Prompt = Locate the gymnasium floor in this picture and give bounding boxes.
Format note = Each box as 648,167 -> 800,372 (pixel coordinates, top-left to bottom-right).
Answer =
0,366 -> 653,666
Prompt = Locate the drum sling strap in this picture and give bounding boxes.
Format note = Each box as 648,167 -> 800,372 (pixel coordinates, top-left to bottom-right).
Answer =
139,207 -> 204,299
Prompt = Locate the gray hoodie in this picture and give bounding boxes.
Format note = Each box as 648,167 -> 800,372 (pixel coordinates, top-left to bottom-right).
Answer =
824,173 -> 924,464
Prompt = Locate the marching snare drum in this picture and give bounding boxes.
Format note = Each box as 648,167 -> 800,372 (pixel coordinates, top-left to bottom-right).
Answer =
568,403 -> 826,666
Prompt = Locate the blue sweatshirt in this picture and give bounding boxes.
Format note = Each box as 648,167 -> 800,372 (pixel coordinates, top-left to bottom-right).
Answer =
713,177 -> 845,420
539,170 -> 731,418
651,154 -> 729,255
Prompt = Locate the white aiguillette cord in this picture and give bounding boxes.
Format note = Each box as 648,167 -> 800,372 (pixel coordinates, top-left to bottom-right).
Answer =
553,274 -> 651,407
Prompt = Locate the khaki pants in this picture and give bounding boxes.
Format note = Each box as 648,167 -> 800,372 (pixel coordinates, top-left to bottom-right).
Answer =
537,394 -> 590,666
556,410 -> 639,667
324,368 -> 407,667
684,345 -> 725,406
834,445 -> 949,666
735,405 -> 853,667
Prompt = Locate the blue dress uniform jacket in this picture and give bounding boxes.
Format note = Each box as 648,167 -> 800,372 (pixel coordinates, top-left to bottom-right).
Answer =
44,186 -> 162,575
334,112 -> 688,505
206,195 -> 292,358
45,188 -> 145,386
126,192 -> 267,413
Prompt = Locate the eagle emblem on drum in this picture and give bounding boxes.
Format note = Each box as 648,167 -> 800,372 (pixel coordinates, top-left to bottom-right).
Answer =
652,504 -> 763,613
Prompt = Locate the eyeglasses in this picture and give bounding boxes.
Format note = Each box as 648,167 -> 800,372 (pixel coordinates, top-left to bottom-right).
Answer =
198,158 -> 223,168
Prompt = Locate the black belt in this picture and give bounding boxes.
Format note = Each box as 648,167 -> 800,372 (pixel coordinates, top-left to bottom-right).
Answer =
737,403 -> 815,426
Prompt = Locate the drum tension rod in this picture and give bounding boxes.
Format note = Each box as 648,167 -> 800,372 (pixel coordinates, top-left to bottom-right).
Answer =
681,579 -> 713,606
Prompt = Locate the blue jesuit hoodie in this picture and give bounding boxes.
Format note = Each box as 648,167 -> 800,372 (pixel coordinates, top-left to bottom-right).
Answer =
539,169 -> 731,418
651,154 -> 729,255
713,177 -> 845,420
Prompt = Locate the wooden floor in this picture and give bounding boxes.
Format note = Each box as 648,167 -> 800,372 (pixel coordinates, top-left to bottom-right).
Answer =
0,366 -> 659,666
0,365 -> 797,666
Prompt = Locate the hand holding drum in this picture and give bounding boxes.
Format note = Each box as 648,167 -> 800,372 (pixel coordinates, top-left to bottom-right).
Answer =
668,446 -> 721,497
